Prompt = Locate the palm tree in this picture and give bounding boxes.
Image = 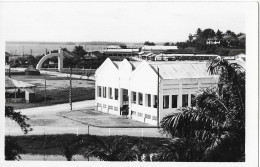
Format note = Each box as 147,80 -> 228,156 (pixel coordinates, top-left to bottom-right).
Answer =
5,106 -> 33,160
62,146 -> 74,161
159,58 -> 245,162
83,136 -> 138,161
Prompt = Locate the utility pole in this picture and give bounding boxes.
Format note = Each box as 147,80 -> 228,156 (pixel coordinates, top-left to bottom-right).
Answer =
69,67 -> 72,111
8,66 -> 11,78
44,73 -> 47,103
157,67 -> 160,126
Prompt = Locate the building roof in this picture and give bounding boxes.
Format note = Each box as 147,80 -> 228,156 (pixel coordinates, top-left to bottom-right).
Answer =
5,52 -> 13,57
25,65 -> 40,72
104,48 -> 139,53
148,61 -> 215,79
207,37 -> 219,41
237,34 -> 246,39
5,77 -> 36,89
110,59 -> 217,80
98,58 -> 243,81
222,35 -> 237,41
142,45 -> 178,51
113,61 -> 142,70
63,50 -> 77,58
84,51 -> 103,59
107,45 -> 121,49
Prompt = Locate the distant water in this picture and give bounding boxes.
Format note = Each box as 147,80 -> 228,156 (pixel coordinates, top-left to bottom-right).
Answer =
5,43 -> 108,56
6,43 -> 143,56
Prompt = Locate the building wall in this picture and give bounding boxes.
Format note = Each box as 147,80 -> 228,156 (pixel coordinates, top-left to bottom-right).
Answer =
129,62 -> 159,125
95,59 -> 219,126
159,77 -> 218,120
95,60 -> 121,116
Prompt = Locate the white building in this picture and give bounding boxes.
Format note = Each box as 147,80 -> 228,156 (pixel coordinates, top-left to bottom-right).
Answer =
95,58 -> 219,125
206,37 -> 221,45
141,45 -> 178,53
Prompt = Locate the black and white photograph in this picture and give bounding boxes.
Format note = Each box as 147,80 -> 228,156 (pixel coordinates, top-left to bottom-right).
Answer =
0,0 -> 258,166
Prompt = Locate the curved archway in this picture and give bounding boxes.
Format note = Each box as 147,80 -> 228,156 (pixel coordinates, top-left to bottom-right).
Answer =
36,50 -> 64,72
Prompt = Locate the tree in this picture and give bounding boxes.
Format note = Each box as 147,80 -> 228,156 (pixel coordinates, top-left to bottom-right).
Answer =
120,44 -> 127,49
216,29 -> 223,40
144,41 -> 155,46
83,136 -> 138,161
201,29 -> 216,39
196,28 -> 202,36
225,30 -> 232,35
72,45 -> 86,59
159,58 -> 245,162
164,42 -> 170,46
188,34 -> 193,42
62,146 -> 74,161
5,106 -> 33,160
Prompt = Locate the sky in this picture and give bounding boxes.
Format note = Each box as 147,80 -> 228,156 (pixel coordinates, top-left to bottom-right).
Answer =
0,1 -> 248,43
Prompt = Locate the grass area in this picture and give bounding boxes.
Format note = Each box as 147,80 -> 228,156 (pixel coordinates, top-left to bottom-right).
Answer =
6,74 -> 95,109
6,88 -> 95,110
6,134 -> 168,156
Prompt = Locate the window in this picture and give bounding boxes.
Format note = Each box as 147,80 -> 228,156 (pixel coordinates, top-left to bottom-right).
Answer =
152,116 -> 157,120
108,105 -> 113,109
145,114 -> 151,119
103,104 -> 107,108
131,111 -> 136,116
97,103 -> 102,107
153,95 -> 157,108
138,112 -> 143,117
97,86 -> 102,97
182,94 -> 188,107
147,94 -> 151,107
172,95 -> 178,108
108,87 -> 113,99
114,107 -> 118,111
115,88 -> 118,100
132,92 -> 136,104
163,95 -> 169,109
191,94 -> 196,107
103,87 -> 107,98
139,93 -> 143,105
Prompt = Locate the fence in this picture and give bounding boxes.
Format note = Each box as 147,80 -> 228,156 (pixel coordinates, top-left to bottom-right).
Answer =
5,125 -> 168,138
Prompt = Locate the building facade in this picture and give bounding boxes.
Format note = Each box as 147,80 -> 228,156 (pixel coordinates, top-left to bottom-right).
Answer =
95,58 -> 219,125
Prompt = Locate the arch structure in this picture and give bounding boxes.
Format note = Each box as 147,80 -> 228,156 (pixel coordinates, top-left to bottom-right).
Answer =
36,49 -> 64,72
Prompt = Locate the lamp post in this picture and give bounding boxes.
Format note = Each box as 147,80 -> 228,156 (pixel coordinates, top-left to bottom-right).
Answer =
69,67 -> 72,111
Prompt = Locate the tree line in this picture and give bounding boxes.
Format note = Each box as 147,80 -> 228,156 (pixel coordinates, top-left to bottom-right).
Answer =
145,28 -> 245,56
7,45 -> 106,69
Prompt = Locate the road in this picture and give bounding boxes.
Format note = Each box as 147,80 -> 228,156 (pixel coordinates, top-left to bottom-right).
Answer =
5,100 -> 165,138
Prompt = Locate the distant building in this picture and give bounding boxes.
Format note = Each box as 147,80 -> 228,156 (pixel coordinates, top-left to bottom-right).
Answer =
206,37 -> 220,45
237,34 -> 246,42
141,45 -> 178,54
25,65 -> 40,75
84,51 -> 104,60
139,53 -> 218,61
5,52 -> 19,64
103,46 -> 140,57
95,58 -> 219,125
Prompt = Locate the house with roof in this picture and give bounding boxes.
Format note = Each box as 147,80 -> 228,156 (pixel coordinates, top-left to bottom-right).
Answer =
206,37 -> 221,45
95,58 -> 219,125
